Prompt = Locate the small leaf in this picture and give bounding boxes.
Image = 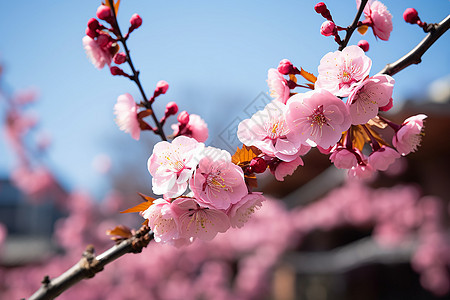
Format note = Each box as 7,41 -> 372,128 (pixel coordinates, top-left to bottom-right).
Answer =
300,68 -> 317,84
121,193 -> 155,214
357,25 -> 369,35
103,0 -> 120,15
289,74 -> 297,84
139,119 -> 153,131
138,109 -> 153,119
352,125 -> 370,151
106,225 -> 132,238
138,192 -> 156,202
232,145 -> 262,167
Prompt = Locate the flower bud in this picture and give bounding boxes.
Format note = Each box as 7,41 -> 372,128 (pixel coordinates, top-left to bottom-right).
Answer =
177,111 -> 190,125
165,101 -> 179,116
357,40 -> 370,52
379,98 -> 393,112
249,157 -> 267,173
113,52 -> 127,64
87,18 -> 100,31
96,5 -> 112,21
320,20 -> 336,36
130,13 -> 143,29
278,59 -> 293,75
155,80 -> 169,94
110,66 -> 128,77
97,34 -> 110,48
403,8 -> 420,24
314,2 -> 327,14
85,27 -> 98,39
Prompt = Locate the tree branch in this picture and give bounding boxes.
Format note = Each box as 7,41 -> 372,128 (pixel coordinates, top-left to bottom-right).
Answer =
338,0 -> 368,51
27,226 -> 154,300
379,14 -> 450,76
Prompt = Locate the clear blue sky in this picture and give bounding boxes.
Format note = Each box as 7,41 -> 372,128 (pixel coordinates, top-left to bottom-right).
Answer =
0,0 -> 449,196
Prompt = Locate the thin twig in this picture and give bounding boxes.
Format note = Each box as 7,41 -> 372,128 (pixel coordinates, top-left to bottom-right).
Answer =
108,0 -> 167,141
379,14 -> 450,76
339,0 -> 368,50
27,226 -> 153,300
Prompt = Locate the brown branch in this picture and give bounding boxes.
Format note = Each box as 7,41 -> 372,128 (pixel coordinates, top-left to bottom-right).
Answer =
379,14 -> 450,76
27,226 -> 154,300
338,0 -> 368,51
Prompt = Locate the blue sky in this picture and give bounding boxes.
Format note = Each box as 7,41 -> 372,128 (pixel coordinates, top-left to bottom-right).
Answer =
0,0 -> 449,196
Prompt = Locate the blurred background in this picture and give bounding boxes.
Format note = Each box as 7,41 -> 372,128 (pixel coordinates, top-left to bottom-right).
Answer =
0,0 -> 449,299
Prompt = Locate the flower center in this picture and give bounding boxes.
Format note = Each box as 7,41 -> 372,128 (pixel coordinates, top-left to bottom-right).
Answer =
202,170 -> 231,193
264,117 -> 289,140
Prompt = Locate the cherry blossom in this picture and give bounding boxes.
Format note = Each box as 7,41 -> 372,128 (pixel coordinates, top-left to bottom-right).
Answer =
369,146 -> 400,171
171,197 -> 230,241
190,147 -> 247,210
113,93 -> 140,140
228,193 -> 265,228
267,68 -> 290,104
357,0 -> 393,41
141,198 -> 179,244
82,36 -> 112,69
286,89 -> 351,148
237,101 -> 301,162
330,148 -> 359,169
347,74 -> 394,124
271,156 -> 304,181
148,136 -> 204,198
172,114 -> 209,142
315,45 -> 372,97
393,114 -> 427,156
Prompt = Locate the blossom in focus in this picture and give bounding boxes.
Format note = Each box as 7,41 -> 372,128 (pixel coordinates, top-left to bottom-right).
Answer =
271,156 -> 304,181
286,89 -> 351,148
369,146 -> 400,171
393,114 -> 427,156
148,136 -> 204,197
113,93 -> 140,140
228,193 -> 265,228
171,197 -> 230,241
267,68 -> 290,104
190,147 -> 247,210
82,36 -> 112,69
237,101 -> 301,162
315,46 -> 372,97
347,74 -> 394,124
141,198 -> 179,244
357,0 -> 393,41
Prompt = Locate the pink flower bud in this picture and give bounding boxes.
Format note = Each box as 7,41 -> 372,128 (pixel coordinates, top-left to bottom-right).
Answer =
277,59 -> 293,75
249,157 -> 267,173
155,80 -> 169,94
314,2 -> 327,14
97,34 -> 109,48
320,20 -> 336,36
165,101 -> 179,116
85,27 -> 98,39
130,13 -> 143,29
177,111 -> 190,125
87,18 -> 100,31
96,5 -> 112,21
357,40 -> 370,52
113,52 -> 127,64
379,98 -> 393,112
110,66 -> 128,77
403,8 -> 420,24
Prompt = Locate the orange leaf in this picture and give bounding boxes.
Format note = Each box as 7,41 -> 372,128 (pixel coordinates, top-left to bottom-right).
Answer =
300,68 -> 317,84
106,225 -> 132,238
289,74 -> 297,84
121,193 -> 155,214
357,25 -> 368,35
232,145 -> 261,166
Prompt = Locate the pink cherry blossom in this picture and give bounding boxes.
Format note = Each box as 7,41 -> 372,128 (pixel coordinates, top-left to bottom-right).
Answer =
190,147 -> 247,210
171,197 -> 230,241
141,198 -> 180,244
172,114 -> 209,142
113,93 -> 140,140
267,68 -> 290,104
369,146 -> 400,171
315,45 -> 372,97
357,0 -> 393,41
393,114 -> 427,156
347,74 -> 394,124
228,193 -> 265,228
82,36 -> 112,69
330,148 -> 359,169
286,89 -> 351,148
348,163 -> 374,179
271,156 -> 304,181
148,136 -> 204,198
237,101 -> 302,162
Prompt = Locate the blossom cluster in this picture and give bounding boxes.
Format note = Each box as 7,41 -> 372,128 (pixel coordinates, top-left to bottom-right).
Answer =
143,136 -> 265,246
237,44 -> 427,180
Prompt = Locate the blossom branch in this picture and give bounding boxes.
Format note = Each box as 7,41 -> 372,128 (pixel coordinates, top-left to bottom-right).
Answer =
27,226 -> 154,300
379,14 -> 450,76
108,0 -> 167,141
338,0 -> 368,50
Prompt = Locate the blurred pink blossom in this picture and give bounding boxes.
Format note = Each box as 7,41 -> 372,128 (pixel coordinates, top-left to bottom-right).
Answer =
369,146 -> 400,171
113,93 -> 140,140
82,36 -> 112,69
267,68 -> 290,104
228,192 -> 265,228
